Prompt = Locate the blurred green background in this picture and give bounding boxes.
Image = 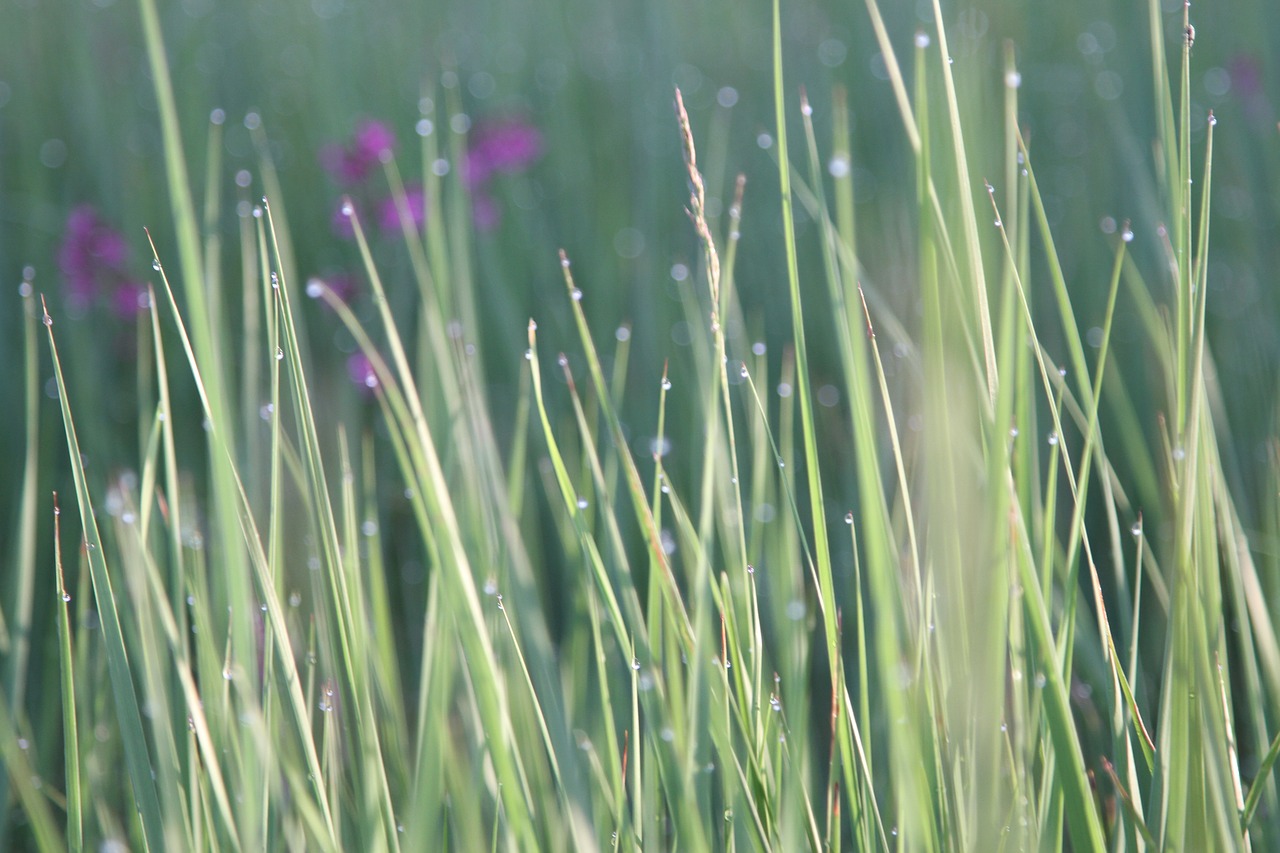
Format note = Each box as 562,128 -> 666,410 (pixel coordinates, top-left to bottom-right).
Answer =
3,0 -> 1280,663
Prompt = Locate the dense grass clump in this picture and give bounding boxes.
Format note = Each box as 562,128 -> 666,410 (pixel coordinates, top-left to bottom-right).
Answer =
5,0 -> 1280,849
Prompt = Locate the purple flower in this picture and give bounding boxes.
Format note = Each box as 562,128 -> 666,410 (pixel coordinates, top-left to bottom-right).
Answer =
376,184 -> 427,234
354,120 -> 396,161
471,190 -> 501,232
56,204 -> 146,316
306,271 -> 360,308
464,118 -> 542,189
347,352 -> 380,395
111,281 -> 150,319
331,198 -> 362,239
320,119 -> 398,185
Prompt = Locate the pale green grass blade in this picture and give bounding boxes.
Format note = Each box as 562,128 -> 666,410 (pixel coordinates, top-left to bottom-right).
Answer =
42,297 -> 166,851
54,494 -> 82,853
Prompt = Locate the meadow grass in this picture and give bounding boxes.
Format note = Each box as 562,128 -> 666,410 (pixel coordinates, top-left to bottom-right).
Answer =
3,0 -> 1278,849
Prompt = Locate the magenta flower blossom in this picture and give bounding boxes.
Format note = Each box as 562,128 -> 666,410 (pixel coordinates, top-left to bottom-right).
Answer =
331,198 -> 362,239
306,271 -> 359,308
376,183 -> 427,234
347,352 -> 380,394
471,190 -> 501,232
111,281 -> 151,318
56,204 -> 147,317
320,119 -> 398,185
463,118 -> 543,189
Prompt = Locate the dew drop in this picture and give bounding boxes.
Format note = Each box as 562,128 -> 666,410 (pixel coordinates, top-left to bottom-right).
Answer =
524,349 -> 534,361
62,592 -> 71,602
800,101 -> 813,117
270,272 -> 279,290
661,378 -> 672,391
1131,522 -> 1142,537
275,348 -> 284,361
1121,227 -> 1134,243
305,278 -> 323,298
746,564 -> 755,574
570,287 -> 582,301
994,218 -> 1003,228
739,364 -> 749,379
42,314 -> 52,327
576,497 -> 589,509
557,354 -> 568,367
631,659 -> 641,671
1047,432 -> 1059,446
560,256 -> 571,269
341,201 -> 354,217
770,696 -> 782,711
844,512 -> 854,525
1009,426 -> 1019,438
151,259 -> 162,271
289,592 -> 302,607
915,31 -> 930,48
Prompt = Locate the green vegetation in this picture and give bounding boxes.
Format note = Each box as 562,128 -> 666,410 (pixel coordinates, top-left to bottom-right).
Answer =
3,0 -> 1280,848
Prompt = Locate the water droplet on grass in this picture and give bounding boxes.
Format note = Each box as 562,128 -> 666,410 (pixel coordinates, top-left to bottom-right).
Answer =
661,378 -> 672,390
1047,432 -> 1059,446
152,259 -> 162,271
570,287 -> 582,301
61,592 -> 71,602
1122,227 -> 1134,242
576,497 -> 589,509
1131,522 -> 1142,537
915,31 -> 930,48
275,348 -> 284,361
770,696 -> 781,711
